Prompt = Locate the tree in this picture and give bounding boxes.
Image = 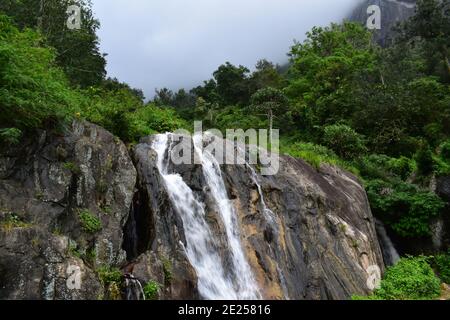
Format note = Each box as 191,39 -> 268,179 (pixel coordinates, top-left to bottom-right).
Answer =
101,77 -> 145,101
250,87 -> 288,139
398,0 -> 450,81
0,0 -> 106,87
285,22 -> 378,127
250,59 -> 283,91
0,15 -> 82,143
213,62 -> 251,106
153,88 -> 174,107
322,124 -> 367,160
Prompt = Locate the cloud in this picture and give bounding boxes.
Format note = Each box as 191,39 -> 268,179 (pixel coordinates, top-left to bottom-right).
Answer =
91,0 -> 360,98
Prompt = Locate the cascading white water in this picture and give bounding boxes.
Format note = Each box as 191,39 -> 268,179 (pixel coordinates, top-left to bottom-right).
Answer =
152,133 -> 260,299
375,218 -> 400,266
192,133 -> 261,299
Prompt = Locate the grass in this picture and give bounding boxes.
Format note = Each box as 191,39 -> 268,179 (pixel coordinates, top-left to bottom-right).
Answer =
143,280 -> 161,300
280,139 -> 360,176
0,213 -> 31,232
63,162 -> 81,175
78,209 -> 102,233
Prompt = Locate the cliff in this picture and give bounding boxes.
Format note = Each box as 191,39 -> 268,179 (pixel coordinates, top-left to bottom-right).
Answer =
0,123 -> 385,299
349,0 -> 416,45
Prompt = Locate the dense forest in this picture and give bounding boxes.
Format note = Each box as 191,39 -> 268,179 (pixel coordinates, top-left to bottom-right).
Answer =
0,0 -> 449,300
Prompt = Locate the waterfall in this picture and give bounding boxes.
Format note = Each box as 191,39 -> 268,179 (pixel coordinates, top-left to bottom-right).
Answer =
245,159 -> 290,300
152,133 -> 260,300
124,275 -> 145,300
375,219 -> 400,266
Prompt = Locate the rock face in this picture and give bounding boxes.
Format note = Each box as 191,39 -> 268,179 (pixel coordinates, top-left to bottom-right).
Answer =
0,125 -> 385,300
0,121 -> 136,299
126,134 -> 384,300
349,0 -> 416,45
435,176 -> 450,250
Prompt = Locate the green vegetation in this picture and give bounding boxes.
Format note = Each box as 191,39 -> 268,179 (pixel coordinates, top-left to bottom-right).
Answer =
162,258 -> 173,285
434,250 -> 450,284
97,266 -> 123,286
0,212 -> 31,231
353,256 -> 441,300
63,162 -> 81,175
143,280 -> 161,300
1,0 -> 449,300
78,209 -> 102,233
97,266 -> 123,300
366,180 -> 445,237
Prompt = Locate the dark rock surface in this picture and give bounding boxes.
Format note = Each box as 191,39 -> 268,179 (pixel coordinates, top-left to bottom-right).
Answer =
0,124 -> 385,300
128,135 -> 384,300
349,0 -> 416,46
0,121 -> 136,299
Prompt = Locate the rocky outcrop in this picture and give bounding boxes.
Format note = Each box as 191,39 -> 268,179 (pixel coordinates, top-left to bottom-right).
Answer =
0,121 -> 136,299
126,134 -> 384,300
435,176 -> 450,250
0,125 -> 385,300
349,0 -> 416,45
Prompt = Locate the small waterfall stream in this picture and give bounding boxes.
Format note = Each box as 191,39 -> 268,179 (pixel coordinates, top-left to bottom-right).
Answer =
124,274 -> 146,300
375,218 -> 400,266
152,133 -> 260,300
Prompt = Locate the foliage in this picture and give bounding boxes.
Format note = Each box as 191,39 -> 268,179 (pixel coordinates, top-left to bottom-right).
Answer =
353,256 -> 441,300
162,258 -> 173,285
377,256 -> 441,300
322,124 -> 367,160
63,162 -> 81,175
280,139 -> 358,174
80,88 -> 188,142
78,209 -> 102,233
97,266 -> 122,286
143,280 -> 161,300
434,250 -> 450,284
357,154 -> 415,181
0,127 -> 22,145
0,0 -> 107,87
415,141 -> 435,176
0,15 -> 82,137
0,212 -> 30,231
366,180 -> 445,237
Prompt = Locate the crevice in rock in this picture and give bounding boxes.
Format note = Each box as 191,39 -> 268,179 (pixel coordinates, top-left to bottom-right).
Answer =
122,181 -> 155,261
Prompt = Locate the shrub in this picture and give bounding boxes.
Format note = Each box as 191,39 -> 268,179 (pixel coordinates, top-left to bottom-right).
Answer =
415,142 -> 434,176
375,256 -> 441,300
322,124 -> 367,160
388,156 -> 415,180
143,280 -> 161,300
280,140 -> 359,174
357,154 -> 415,181
97,266 -> 122,286
0,15 -> 81,137
366,180 -> 445,237
353,256 -> 441,300
440,141 -> 450,162
434,250 -> 450,284
162,258 -> 173,285
0,212 -> 30,231
78,209 -> 102,233
0,128 -> 22,145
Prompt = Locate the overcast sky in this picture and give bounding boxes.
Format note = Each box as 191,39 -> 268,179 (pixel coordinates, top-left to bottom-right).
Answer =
91,0 -> 361,99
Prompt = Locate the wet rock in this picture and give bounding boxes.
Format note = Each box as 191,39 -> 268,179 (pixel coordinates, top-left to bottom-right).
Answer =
129,135 -> 384,300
